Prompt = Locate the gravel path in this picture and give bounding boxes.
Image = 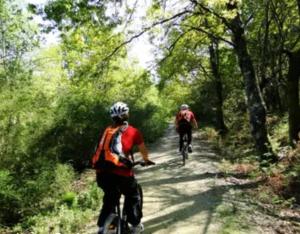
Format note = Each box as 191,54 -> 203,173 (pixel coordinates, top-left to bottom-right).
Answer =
137,125 -> 223,234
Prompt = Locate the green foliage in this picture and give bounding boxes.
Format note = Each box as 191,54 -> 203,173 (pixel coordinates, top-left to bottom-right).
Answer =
0,3 -> 171,229
61,192 -> 77,207
51,164 -> 75,197
2,0 -> 300,231
216,203 -> 252,234
218,215 -> 250,234
43,0 -> 109,31
268,115 -> 289,152
22,205 -> 91,234
0,0 -> 39,86
0,170 -> 21,225
77,183 -> 102,210
216,203 -> 236,217
13,171 -> 103,234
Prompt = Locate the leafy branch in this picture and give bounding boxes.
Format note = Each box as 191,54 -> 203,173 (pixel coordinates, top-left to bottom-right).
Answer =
101,9 -> 192,63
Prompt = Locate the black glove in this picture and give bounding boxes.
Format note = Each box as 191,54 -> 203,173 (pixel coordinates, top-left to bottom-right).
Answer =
119,157 -> 134,168
143,160 -> 155,166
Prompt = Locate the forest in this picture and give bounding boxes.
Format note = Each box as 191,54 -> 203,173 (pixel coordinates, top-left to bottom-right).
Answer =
0,0 -> 300,233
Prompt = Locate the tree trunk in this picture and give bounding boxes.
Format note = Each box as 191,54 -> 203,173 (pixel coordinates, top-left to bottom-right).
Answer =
208,39 -> 228,135
258,0 -> 283,113
229,14 -> 276,162
286,49 -> 300,145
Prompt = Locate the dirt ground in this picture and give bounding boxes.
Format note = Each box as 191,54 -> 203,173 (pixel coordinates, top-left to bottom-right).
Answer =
82,125 -> 299,234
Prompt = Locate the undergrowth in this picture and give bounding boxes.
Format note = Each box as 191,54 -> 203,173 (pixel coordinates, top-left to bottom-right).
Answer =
0,170 -> 102,234
202,114 -> 300,207
201,114 -> 300,233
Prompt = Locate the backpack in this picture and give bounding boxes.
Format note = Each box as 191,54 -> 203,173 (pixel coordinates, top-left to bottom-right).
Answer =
178,110 -> 192,124
92,126 -> 132,170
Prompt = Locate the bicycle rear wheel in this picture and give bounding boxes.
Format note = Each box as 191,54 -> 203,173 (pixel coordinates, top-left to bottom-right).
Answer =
181,134 -> 188,165
119,186 -> 142,234
102,213 -> 119,234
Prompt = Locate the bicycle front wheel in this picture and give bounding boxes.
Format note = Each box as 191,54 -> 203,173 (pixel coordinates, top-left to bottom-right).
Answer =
137,184 -> 143,210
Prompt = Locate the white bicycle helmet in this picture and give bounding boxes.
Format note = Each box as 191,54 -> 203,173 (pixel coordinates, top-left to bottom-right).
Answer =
110,102 -> 129,118
180,104 -> 189,110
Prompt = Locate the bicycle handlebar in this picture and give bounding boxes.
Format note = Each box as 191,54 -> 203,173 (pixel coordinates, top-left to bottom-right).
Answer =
132,160 -> 156,167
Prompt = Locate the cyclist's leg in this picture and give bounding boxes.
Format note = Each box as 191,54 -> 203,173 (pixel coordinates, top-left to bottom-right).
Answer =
187,125 -> 192,145
96,173 -> 121,228
178,125 -> 185,151
187,125 -> 192,152
120,176 -> 142,227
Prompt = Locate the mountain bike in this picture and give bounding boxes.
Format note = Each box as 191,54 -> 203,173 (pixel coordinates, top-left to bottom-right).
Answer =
102,161 -> 154,234
181,134 -> 189,166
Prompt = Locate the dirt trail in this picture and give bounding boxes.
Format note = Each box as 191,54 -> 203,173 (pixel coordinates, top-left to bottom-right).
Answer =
83,125 -> 281,234
137,125 -> 223,234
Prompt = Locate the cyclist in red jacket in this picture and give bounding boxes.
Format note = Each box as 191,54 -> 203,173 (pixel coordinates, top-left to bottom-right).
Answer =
175,104 -> 198,153
92,102 -> 154,234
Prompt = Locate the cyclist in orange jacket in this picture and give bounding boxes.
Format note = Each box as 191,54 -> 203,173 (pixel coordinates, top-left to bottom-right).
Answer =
92,102 -> 154,234
175,104 -> 198,153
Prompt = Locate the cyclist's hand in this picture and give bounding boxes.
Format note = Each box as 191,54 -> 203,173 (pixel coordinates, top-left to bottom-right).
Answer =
120,158 -> 134,169
143,160 -> 155,166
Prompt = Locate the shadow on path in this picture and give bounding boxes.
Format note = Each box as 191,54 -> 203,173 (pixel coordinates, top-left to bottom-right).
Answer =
142,179 -> 262,234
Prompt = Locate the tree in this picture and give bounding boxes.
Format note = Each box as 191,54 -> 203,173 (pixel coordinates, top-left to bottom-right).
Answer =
285,0 -> 300,145
0,0 -> 38,86
267,0 -> 300,145
208,38 -> 227,134
224,1 -> 275,161
286,49 -> 300,145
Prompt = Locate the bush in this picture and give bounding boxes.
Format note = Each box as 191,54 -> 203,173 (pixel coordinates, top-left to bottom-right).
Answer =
16,172 -> 103,234
25,205 -> 94,234
78,183 -> 102,210
61,192 -> 77,207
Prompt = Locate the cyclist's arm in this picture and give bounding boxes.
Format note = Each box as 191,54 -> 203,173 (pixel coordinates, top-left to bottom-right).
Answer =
192,119 -> 198,128
135,129 -> 154,165
138,143 -> 155,166
191,113 -> 198,128
137,143 -> 149,161
175,114 -> 179,129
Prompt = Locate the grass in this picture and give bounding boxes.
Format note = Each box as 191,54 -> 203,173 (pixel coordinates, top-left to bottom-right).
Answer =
216,203 -> 252,234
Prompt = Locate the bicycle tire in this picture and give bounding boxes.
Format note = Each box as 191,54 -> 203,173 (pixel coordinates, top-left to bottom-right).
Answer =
137,184 -> 143,210
103,212 -> 119,234
182,147 -> 186,165
116,204 -> 122,234
117,185 -> 143,234
103,180 -> 144,234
